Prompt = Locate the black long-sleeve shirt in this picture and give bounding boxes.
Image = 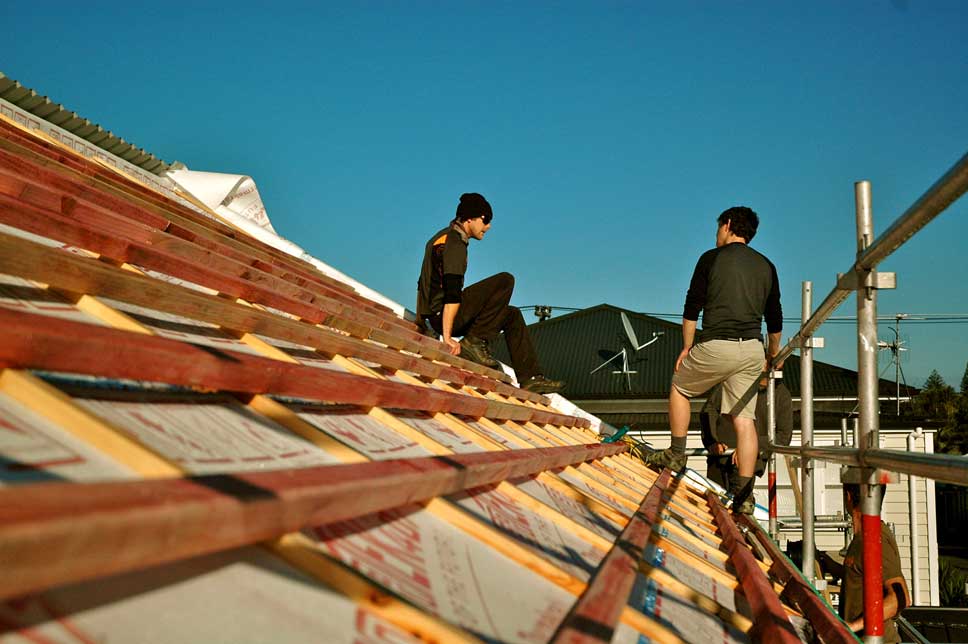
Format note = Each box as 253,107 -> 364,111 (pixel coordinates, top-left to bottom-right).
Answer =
683,242 -> 782,341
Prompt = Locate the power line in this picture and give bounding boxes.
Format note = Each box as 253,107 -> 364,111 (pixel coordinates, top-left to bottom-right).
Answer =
517,305 -> 968,325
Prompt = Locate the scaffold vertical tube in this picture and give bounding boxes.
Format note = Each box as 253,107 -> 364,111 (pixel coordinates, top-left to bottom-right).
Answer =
842,418 -> 852,551
801,280 -> 816,581
907,429 -> 922,604
856,180 -> 885,643
768,375 -> 778,539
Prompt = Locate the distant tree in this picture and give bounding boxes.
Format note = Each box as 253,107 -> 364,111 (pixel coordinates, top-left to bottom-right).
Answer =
913,371 -> 968,454
913,370 -> 956,420
961,360 -> 968,394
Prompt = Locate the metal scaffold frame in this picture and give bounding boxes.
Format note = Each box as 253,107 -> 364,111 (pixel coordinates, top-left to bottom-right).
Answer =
763,150 -> 968,643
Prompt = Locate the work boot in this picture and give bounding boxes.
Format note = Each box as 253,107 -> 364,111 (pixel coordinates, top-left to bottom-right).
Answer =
731,494 -> 756,515
641,447 -> 687,472
728,479 -> 755,515
459,336 -> 499,368
521,374 -> 565,394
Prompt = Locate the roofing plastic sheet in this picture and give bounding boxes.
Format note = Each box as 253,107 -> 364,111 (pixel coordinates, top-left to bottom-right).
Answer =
309,505 -> 578,643
0,392 -> 135,485
643,543 -> 739,612
387,410 -> 484,454
74,394 -> 340,473
511,476 -> 624,540
97,297 -> 267,356
0,547 -> 424,644
0,274 -> 106,326
629,575 -> 748,644
449,485 -> 607,582
295,405 -> 430,460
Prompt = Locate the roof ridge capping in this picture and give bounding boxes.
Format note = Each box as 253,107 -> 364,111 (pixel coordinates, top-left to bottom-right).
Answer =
0,71 -> 170,175
531,303 -> 682,330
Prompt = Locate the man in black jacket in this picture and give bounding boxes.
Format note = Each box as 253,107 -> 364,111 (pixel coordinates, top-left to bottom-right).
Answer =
644,206 -> 782,513
415,192 -> 564,394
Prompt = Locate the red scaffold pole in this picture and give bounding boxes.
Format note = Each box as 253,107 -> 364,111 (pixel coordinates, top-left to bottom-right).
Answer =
862,503 -> 885,639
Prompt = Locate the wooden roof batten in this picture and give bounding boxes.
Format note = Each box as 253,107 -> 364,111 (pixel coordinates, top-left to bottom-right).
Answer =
0,100 -> 858,643
0,116 -> 525,389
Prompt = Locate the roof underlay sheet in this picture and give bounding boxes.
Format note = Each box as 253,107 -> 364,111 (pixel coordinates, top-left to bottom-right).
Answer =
0,108 -> 854,643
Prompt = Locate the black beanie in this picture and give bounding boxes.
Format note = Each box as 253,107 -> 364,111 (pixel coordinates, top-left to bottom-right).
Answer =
455,192 -> 493,223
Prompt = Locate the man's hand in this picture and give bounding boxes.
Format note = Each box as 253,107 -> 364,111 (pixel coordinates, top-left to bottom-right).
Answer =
674,347 -> 691,372
710,442 -> 729,456
443,337 -> 460,355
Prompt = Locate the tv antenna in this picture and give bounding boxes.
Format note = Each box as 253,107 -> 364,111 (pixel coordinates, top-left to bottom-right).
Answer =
877,313 -> 909,415
590,312 -> 664,390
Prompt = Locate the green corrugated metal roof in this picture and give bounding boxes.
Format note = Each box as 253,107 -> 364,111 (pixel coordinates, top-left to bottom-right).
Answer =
0,72 -> 170,175
495,304 -> 682,398
494,303 -> 919,400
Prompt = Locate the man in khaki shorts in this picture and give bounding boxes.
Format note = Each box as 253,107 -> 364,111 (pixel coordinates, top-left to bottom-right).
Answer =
644,206 -> 782,513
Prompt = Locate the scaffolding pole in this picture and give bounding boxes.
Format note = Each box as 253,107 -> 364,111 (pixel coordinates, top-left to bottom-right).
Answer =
801,280 -> 816,582
855,180 -> 885,644
768,374 -> 778,539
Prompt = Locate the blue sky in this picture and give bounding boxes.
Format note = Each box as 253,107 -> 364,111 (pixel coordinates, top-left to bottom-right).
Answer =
4,1 -> 967,388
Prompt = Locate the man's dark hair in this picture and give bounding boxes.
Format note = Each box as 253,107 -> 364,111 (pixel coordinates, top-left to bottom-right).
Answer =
456,192 -> 493,224
844,483 -> 861,510
717,206 -> 759,243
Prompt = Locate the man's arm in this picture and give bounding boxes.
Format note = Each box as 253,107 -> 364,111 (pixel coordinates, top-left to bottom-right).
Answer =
765,261 -> 783,368
767,331 -> 782,368
846,576 -> 910,632
676,319 -> 697,372
439,233 -> 467,356
679,251 -> 711,371
440,302 -> 460,355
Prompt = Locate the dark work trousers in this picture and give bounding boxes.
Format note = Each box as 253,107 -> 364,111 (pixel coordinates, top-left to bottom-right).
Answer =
428,272 -> 542,382
706,456 -> 735,489
707,455 -> 766,489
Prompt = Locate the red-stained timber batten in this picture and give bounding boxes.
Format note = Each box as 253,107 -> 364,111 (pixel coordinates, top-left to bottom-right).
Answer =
0,230 -> 542,403
0,192 -> 425,343
735,514 -> 857,644
550,469 -> 671,643
0,443 -> 625,600
0,135 -> 513,383
0,308 -> 586,428
0,129 -> 388,310
705,492 -> 802,644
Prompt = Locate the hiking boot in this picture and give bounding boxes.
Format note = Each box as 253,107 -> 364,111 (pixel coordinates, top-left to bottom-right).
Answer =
521,374 -> 565,394
641,447 -> 687,472
728,480 -> 756,515
459,336 -> 499,368
730,493 -> 756,515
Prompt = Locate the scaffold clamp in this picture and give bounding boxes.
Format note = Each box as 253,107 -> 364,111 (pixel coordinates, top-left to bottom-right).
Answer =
840,465 -> 899,485
836,269 -> 896,291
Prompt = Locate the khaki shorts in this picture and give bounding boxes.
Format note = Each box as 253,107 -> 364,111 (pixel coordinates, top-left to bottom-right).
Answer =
672,338 -> 764,419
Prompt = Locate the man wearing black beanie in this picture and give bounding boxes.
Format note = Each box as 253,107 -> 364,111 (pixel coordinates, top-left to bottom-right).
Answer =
416,192 -> 564,394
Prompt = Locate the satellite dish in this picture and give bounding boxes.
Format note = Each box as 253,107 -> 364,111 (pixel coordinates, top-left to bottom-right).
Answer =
590,312 -> 664,390
621,311 -> 662,351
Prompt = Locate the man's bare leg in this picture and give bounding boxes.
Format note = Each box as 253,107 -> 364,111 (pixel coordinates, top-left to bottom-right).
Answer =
642,386 -> 692,470
728,415 -> 758,510
732,416 -> 757,478
669,386 -> 691,438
